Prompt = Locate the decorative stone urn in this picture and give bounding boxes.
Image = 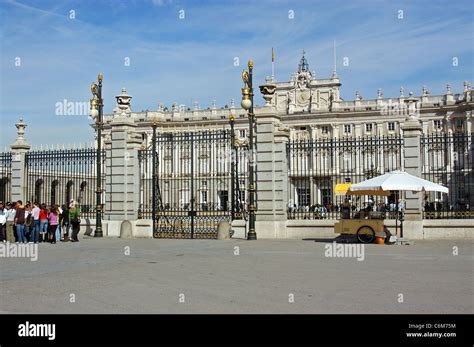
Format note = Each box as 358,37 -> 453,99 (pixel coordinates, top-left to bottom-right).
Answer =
404,93 -> 420,120
115,88 -> 132,116
259,82 -> 277,106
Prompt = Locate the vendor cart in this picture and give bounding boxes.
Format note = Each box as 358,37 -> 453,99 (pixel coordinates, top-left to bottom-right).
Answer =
334,183 -> 389,243
334,212 -> 385,243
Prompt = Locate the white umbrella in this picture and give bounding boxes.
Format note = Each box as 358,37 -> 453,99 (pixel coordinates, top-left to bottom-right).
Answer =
348,170 -> 449,241
349,170 -> 448,194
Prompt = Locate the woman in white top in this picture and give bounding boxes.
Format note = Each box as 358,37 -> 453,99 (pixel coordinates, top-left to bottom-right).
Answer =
5,203 -> 16,242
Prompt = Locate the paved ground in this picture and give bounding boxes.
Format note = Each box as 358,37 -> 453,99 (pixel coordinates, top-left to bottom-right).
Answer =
0,237 -> 472,314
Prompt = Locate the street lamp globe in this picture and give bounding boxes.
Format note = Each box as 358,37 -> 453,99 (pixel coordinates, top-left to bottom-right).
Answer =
241,98 -> 251,110
89,107 -> 99,119
90,97 -> 99,119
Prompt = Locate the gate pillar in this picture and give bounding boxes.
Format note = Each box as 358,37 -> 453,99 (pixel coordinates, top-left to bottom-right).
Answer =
10,118 -> 31,203
254,105 -> 290,238
103,115 -> 143,236
401,109 -> 424,239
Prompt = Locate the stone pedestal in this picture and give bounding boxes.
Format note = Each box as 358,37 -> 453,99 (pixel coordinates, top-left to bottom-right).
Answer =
10,119 -> 31,203
254,106 -> 289,238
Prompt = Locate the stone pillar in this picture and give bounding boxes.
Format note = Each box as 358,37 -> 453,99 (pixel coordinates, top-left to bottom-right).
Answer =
401,115 -> 424,238
466,110 -> 472,134
103,115 -> 143,236
254,105 -> 290,238
445,112 -> 455,171
10,118 -> 31,203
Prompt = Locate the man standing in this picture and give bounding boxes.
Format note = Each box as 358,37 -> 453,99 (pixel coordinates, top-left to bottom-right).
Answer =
14,200 -> 27,244
69,200 -> 81,242
61,204 -> 69,242
31,202 -> 41,244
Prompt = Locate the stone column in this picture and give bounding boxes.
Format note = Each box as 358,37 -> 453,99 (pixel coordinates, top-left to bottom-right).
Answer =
466,110 -> 472,134
254,105 -> 290,238
445,112 -> 455,171
10,118 -> 31,203
103,115 -> 143,237
401,114 -> 424,239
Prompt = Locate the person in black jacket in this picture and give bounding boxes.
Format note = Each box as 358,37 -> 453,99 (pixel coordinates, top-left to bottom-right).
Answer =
61,204 -> 70,242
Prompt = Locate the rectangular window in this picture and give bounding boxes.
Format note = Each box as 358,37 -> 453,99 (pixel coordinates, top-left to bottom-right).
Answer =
365,123 -> 373,132
321,126 -> 329,134
388,122 -> 395,131
239,190 -> 246,204
342,152 -> 352,173
432,151 -> 443,170
433,120 -> 442,130
201,191 -> 208,203
296,187 -> 311,207
238,129 -> 246,138
344,124 -> 351,134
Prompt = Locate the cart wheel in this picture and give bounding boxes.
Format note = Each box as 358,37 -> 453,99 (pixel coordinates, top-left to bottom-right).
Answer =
356,226 -> 375,244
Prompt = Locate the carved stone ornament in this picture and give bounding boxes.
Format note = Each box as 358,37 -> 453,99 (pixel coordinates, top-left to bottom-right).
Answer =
259,83 -> 277,106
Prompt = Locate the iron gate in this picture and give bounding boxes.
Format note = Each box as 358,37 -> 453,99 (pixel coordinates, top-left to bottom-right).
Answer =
149,130 -> 235,239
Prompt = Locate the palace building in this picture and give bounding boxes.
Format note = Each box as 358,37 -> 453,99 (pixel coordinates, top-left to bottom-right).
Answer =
98,53 -> 473,217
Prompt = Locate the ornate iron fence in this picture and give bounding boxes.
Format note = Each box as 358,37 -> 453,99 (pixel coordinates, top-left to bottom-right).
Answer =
287,135 -> 404,220
0,152 -> 12,203
139,130 -> 239,238
421,132 -> 474,219
24,146 -> 105,218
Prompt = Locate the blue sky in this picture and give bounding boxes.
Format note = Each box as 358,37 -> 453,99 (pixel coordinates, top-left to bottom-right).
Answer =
0,0 -> 473,147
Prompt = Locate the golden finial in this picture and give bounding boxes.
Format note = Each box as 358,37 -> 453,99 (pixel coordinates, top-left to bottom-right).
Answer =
242,70 -> 249,86
248,60 -> 253,69
98,72 -> 103,84
91,83 -> 98,96
229,114 -> 235,121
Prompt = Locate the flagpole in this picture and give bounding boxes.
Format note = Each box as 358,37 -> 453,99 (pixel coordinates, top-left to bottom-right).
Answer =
271,47 -> 275,81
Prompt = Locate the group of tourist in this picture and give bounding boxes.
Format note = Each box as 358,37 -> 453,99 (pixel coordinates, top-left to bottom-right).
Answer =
0,199 -> 81,244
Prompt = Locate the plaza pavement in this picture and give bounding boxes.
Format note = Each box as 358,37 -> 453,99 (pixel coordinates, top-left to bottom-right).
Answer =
0,237 -> 472,314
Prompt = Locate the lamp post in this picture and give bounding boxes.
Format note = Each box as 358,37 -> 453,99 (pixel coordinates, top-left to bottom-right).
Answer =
229,114 -> 236,221
89,73 -> 103,237
241,60 -> 257,240
151,118 -> 158,236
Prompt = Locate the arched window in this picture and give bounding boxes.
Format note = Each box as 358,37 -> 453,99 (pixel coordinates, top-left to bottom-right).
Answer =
35,179 -> 44,204
78,181 -> 87,204
0,177 -> 9,203
66,181 -> 74,203
51,180 -> 59,205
